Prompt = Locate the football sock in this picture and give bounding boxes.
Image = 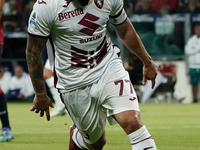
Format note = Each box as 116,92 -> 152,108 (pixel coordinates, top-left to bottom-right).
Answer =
45,77 -> 63,106
0,92 -> 11,129
72,127 -> 88,149
128,125 -> 157,150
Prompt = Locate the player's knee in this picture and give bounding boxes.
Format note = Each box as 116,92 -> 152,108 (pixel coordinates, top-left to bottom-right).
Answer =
116,110 -> 143,134
86,134 -> 106,150
87,141 -> 106,150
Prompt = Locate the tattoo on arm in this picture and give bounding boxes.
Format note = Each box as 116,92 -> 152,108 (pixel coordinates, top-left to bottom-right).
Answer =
26,35 -> 48,94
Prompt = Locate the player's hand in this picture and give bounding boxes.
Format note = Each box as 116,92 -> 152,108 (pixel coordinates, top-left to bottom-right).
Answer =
142,60 -> 158,89
30,93 -> 54,121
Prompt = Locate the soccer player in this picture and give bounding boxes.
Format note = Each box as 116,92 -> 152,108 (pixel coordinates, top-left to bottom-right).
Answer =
26,0 -> 158,149
0,0 -> 14,142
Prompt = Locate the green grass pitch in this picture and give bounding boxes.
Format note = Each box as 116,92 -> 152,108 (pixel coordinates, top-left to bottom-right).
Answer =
0,102 -> 200,150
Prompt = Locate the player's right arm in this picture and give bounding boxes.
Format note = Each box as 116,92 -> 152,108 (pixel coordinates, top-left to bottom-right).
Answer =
26,35 -> 47,94
26,35 -> 54,121
26,0 -> 54,121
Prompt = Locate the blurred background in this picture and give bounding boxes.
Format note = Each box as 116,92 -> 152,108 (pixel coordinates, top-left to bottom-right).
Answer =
1,0 -> 200,104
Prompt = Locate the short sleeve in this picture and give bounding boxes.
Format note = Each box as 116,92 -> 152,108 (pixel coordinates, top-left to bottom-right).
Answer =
109,0 -> 127,25
28,1 -> 53,37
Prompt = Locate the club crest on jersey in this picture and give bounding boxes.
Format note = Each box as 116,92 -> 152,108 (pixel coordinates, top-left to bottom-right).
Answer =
94,0 -> 104,9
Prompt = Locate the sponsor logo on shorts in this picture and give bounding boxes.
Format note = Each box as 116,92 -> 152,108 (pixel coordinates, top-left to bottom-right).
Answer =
129,97 -> 137,101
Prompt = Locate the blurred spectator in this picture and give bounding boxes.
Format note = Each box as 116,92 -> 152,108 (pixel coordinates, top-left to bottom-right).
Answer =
16,0 -> 23,14
3,0 -> 9,15
135,0 -> 156,14
150,0 -> 179,14
4,0 -> 23,14
3,0 -> 22,32
124,0 -> 135,14
21,0 -> 35,31
20,0 -> 31,12
185,23 -> 200,103
153,0 -> 177,46
176,0 -> 200,13
7,65 -> 35,101
0,65 -> 12,95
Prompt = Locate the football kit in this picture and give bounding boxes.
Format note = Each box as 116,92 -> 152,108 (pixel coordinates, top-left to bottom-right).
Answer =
28,0 -> 127,91
28,0 -> 140,144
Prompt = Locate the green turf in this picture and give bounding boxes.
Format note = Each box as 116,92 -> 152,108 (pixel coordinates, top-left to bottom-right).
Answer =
0,102 -> 200,150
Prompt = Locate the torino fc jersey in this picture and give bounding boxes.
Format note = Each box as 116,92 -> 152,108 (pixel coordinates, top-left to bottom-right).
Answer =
28,0 -> 127,91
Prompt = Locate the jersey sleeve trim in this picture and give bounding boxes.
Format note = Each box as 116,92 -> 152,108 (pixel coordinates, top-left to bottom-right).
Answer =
109,8 -> 127,25
112,17 -> 127,26
28,32 -> 49,39
109,8 -> 123,18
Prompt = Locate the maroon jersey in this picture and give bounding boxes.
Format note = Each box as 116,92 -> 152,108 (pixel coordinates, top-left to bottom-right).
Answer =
0,21 -> 3,45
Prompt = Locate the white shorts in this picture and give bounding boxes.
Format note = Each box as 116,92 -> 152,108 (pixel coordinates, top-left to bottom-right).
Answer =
60,61 -> 139,144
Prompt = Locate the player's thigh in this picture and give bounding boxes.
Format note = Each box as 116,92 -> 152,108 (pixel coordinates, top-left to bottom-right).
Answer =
99,64 -> 140,125
61,87 -> 106,145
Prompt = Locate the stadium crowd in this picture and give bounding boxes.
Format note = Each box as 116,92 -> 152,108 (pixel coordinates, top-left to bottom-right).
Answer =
126,0 -> 200,14
2,0 -> 200,32
1,0 -> 200,101
0,0 -> 199,144
1,0 -> 200,102
0,65 -> 35,101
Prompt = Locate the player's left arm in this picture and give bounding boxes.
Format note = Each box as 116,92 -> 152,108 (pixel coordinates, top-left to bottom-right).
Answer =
26,35 -> 54,121
113,19 -> 157,88
26,35 -> 47,93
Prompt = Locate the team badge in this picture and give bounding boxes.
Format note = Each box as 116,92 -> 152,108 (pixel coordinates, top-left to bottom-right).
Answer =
94,0 -> 104,9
